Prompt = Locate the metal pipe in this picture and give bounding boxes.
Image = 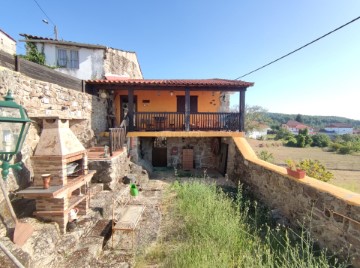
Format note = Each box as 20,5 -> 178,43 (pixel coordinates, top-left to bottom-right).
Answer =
0,241 -> 25,268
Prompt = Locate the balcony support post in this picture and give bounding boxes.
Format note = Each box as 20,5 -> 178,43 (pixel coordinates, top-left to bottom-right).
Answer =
185,87 -> 190,131
128,88 -> 134,131
239,88 -> 246,131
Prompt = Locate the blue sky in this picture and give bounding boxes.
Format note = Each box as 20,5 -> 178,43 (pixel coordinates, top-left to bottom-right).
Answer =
1,1 -> 360,119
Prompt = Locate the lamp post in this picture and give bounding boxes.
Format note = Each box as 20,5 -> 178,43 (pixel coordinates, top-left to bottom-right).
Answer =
0,90 -> 31,181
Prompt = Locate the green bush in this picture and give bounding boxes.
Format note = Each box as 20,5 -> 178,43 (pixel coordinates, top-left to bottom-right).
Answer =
312,134 -> 331,147
298,159 -> 334,182
285,136 -> 297,147
275,128 -> 293,141
257,150 -> 274,163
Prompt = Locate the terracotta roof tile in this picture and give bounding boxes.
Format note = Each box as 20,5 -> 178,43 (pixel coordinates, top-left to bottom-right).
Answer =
86,78 -> 254,88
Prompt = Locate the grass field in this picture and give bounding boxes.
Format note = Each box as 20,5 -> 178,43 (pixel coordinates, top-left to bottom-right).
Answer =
247,139 -> 360,193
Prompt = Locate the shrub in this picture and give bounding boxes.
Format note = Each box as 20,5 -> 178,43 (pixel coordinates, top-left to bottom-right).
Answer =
312,134 -> 331,147
257,150 -> 274,163
285,137 -> 297,147
298,159 -> 334,182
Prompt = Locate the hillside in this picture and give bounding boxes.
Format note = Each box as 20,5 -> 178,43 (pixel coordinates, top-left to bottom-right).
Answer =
266,112 -> 360,129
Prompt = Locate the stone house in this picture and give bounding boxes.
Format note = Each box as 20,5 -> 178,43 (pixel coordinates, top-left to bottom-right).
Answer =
86,78 -> 252,174
0,29 -> 16,55
19,34 -> 143,80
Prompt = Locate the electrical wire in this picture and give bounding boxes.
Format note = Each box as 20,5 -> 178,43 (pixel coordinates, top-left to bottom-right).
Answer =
235,15 -> 360,80
32,0 -> 56,26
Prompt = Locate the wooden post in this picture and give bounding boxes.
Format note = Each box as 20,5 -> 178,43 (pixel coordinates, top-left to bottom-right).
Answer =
128,88 -> 134,131
185,88 -> 190,131
239,88 -> 246,132
15,55 -> 20,72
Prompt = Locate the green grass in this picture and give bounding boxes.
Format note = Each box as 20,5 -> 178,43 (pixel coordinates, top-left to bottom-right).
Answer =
138,181 -> 348,268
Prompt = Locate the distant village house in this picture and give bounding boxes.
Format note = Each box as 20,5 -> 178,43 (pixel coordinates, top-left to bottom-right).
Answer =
282,120 -> 314,135
324,123 -> 353,135
0,29 -> 16,55
20,34 -> 143,80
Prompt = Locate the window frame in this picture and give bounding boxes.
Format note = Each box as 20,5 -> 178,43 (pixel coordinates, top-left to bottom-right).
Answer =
56,47 -> 79,69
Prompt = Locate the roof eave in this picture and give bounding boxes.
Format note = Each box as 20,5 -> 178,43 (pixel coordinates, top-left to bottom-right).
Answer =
19,39 -> 107,50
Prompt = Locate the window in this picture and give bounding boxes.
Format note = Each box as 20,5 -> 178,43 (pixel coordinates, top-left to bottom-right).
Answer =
176,96 -> 198,113
57,48 -> 67,67
69,50 -> 79,69
56,48 -> 79,69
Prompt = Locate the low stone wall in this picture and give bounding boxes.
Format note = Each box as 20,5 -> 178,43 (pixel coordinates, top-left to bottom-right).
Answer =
227,137 -> 360,266
88,150 -> 130,190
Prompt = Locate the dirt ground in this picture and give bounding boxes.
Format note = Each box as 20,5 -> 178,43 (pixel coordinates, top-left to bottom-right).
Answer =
80,169 -> 231,268
246,138 -> 360,193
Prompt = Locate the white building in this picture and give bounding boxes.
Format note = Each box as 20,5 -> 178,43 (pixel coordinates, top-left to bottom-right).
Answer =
20,34 -> 143,80
324,123 -> 353,135
0,29 -> 16,54
247,124 -> 270,139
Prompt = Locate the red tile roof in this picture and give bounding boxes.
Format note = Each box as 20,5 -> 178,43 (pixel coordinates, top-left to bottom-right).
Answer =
285,120 -> 311,129
86,78 -> 254,88
326,123 -> 353,128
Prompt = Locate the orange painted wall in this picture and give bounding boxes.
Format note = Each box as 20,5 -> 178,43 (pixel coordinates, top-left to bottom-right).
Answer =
114,90 -> 221,125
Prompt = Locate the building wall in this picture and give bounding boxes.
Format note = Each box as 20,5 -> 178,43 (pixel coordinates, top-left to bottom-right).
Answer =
0,31 -> 16,55
36,43 -> 105,80
104,48 -> 143,79
227,137 -> 360,266
324,127 -> 353,135
0,67 -> 107,194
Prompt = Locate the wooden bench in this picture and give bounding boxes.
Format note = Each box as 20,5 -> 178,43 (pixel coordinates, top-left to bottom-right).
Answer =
111,188 -> 145,248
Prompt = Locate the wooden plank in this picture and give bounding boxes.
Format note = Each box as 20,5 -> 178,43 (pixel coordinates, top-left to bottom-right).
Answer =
0,50 -> 15,70
17,57 -> 83,91
113,205 -> 145,230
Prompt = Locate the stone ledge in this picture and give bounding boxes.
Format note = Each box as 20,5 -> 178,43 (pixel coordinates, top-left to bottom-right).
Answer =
232,137 -> 360,207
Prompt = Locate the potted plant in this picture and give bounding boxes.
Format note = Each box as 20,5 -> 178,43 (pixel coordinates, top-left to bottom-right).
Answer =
285,159 -> 306,179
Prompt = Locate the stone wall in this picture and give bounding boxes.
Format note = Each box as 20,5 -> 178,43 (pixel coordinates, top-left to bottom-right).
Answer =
135,137 -> 219,170
167,137 -> 218,169
0,67 -> 107,194
88,150 -> 130,190
104,48 -> 143,79
227,137 -> 360,266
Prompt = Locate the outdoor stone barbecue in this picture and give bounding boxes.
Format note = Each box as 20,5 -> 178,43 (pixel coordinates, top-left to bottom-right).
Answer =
17,117 -> 96,233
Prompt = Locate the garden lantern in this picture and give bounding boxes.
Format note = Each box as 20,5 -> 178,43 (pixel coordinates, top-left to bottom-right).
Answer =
0,90 -> 31,181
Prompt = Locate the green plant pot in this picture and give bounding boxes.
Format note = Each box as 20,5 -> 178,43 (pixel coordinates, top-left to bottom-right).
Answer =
130,183 -> 139,196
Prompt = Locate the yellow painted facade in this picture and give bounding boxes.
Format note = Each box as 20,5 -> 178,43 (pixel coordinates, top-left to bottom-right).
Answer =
114,90 -> 222,126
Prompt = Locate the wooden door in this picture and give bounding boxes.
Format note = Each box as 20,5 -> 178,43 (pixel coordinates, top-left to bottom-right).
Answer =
218,143 -> 228,175
152,138 -> 167,167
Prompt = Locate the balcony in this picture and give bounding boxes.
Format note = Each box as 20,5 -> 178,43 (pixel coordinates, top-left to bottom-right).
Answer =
131,112 -> 241,132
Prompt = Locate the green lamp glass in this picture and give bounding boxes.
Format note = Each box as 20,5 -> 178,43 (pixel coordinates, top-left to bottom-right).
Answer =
0,90 -> 31,181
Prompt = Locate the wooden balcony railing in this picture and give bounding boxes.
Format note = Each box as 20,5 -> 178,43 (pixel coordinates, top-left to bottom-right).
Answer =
132,112 -> 241,131
109,115 -> 127,156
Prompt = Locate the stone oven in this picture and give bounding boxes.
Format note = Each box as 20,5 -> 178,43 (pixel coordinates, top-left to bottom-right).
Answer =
18,117 -> 96,233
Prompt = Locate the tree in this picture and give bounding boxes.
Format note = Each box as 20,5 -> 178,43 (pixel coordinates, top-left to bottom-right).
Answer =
275,128 -> 293,141
295,114 -> 303,123
231,104 -> 272,133
245,105 -> 271,132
